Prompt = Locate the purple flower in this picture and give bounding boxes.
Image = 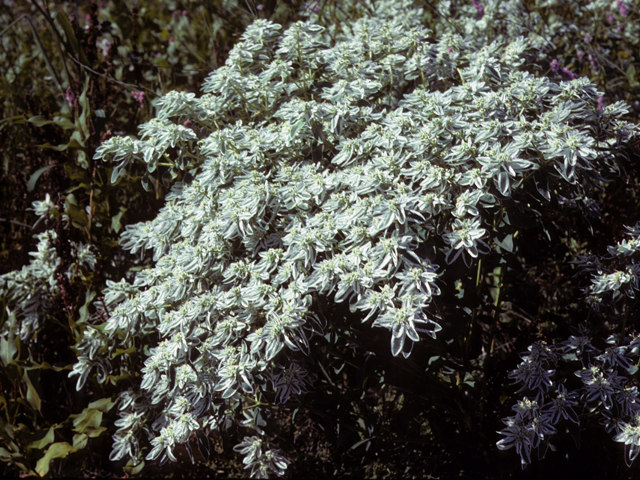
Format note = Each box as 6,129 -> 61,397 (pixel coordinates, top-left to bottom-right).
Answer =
583,33 -> 592,43
66,87 -> 75,106
560,67 -> 578,81
618,0 -> 628,17
597,96 -> 606,110
256,3 -> 264,10
132,91 -> 145,109
608,13 -> 615,23
589,53 -> 601,72
576,50 -> 584,62
472,0 -> 485,18
549,60 -> 577,81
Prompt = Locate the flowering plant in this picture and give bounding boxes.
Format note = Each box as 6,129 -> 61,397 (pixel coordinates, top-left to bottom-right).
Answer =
67,0 -> 640,476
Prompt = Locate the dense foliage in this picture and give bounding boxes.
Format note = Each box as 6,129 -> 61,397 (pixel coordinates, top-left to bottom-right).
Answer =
0,0 -> 302,476
2,0 -> 640,478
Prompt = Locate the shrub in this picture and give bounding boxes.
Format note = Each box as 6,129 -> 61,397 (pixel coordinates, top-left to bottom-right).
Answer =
67,0 -> 640,477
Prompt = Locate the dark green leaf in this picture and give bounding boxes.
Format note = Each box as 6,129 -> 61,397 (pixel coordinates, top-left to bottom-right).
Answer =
52,10 -> 89,65
22,369 -> 41,413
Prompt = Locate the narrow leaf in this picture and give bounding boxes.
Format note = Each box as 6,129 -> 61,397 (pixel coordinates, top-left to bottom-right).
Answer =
289,119 -> 304,140
22,370 -> 41,413
350,438 -> 372,450
27,164 -> 58,192
52,11 -> 89,65
26,16 -> 63,93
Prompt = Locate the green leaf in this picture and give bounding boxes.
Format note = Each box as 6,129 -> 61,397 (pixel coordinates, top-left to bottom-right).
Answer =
36,442 -> 73,477
626,64 -> 639,87
77,76 -> 91,139
69,397 -> 115,436
71,409 -> 102,434
27,115 -> 52,127
27,115 -> 75,130
87,397 -> 116,412
113,347 -> 136,357
0,417 -> 15,442
78,290 -> 97,325
350,438 -> 372,451
65,200 -> 89,228
86,426 -> 107,438
22,369 -> 41,413
462,372 -> 476,388
72,433 -> 88,450
55,116 -> 76,130
495,234 -> 514,253
0,115 -> 27,128
27,164 -> 58,192
36,137 -> 84,151
24,361 -> 71,372
0,446 -> 14,460
64,163 -> 90,183
102,239 -> 120,248
4,362 -> 21,383
70,129 -> 87,148
110,207 -> 127,234
0,324 -> 18,367
123,459 -> 145,476
76,150 -> 88,169
30,426 -> 57,450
